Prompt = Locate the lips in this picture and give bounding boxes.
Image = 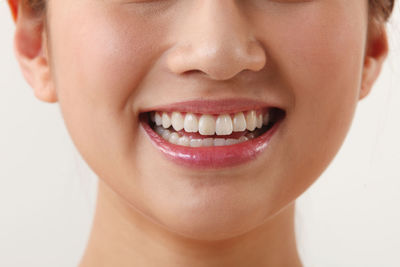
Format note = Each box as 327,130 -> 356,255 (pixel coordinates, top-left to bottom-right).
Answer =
140,99 -> 285,169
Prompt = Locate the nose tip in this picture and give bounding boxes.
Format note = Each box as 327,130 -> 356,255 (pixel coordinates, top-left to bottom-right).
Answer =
167,40 -> 266,81
166,2 -> 267,81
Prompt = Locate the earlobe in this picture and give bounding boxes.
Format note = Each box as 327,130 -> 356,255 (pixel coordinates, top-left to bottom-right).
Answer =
11,0 -> 57,103
359,25 -> 389,100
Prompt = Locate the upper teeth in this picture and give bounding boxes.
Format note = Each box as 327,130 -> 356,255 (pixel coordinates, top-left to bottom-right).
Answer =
151,110 -> 269,136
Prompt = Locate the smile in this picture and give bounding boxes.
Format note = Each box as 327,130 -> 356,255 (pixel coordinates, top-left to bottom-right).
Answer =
140,99 -> 285,168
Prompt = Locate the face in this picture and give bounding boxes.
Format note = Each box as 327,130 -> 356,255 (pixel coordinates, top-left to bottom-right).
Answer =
44,0 -> 370,240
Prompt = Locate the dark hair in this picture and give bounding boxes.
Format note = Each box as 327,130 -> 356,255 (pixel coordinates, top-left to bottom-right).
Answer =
26,0 -> 45,14
370,0 -> 396,22
26,0 -> 396,22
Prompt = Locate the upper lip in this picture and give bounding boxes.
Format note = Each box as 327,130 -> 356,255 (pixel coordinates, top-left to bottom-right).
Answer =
139,98 -> 285,115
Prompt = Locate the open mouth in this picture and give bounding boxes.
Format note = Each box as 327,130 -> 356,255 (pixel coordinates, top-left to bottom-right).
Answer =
140,100 -> 285,168
145,108 -> 284,147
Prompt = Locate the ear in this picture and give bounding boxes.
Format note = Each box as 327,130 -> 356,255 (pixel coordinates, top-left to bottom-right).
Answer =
359,24 -> 389,100
8,0 -> 57,103
8,0 -> 18,22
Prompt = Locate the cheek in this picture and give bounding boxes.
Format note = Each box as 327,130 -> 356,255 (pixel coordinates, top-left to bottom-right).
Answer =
286,5 -> 366,146
271,2 -> 367,106
51,5 -> 154,109
47,3 -> 168,177
255,1 -> 367,126
254,2 -> 368,198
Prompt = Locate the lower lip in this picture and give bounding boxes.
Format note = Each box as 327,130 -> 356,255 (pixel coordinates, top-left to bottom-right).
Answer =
140,116 -> 281,169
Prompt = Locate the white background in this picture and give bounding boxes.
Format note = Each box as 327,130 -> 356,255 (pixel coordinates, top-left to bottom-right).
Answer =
1,2 -> 399,267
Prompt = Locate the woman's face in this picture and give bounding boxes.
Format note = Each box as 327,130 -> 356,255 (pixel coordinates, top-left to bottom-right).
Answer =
45,0 -> 373,239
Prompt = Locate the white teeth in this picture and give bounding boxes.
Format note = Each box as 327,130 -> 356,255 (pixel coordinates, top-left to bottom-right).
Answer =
226,138 -> 239,145
190,139 -> 203,147
155,112 -> 162,126
256,113 -> 263,129
233,112 -> 246,132
246,111 -> 257,131
154,125 -> 256,147
161,130 -> 171,140
155,126 -> 165,135
184,113 -> 199,132
177,136 -> 190,146
153,109 -> 271,139
215,114 -> 233,135
263,112 -> 270,126
171,112 -> 184,131
199,114 -> 216,135
168,132 -> 179,144
239,136 -> 248,143
162,112 -> 172,128
246,133 -> 255,139
202,138 -> 214,147
214,138 -> 226,146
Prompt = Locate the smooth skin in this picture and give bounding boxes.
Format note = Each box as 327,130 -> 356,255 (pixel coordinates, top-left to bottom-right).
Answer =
8,0 -> 388,266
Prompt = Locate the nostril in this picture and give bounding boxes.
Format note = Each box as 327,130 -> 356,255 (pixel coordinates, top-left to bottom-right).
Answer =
181,69 -> 207,77
165,32 -> 267,81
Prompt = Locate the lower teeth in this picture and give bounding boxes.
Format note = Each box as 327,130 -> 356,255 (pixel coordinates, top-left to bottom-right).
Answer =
154,125 -> 256,147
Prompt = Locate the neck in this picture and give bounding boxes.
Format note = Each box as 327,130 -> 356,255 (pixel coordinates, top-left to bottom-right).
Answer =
79,180 -> 303,267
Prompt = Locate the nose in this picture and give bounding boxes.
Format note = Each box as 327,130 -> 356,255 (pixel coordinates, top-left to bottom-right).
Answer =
166,1 -> 266,81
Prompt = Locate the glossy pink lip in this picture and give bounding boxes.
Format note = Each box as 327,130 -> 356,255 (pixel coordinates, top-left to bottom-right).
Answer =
141,119 -> 280,169
139,99 -> 283,169
139,98 -> 282,114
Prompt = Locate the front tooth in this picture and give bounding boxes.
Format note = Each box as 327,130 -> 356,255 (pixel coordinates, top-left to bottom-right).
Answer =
246,110 -> 257,131
216,114 -> 233,135
233,112 -> 246,132
162,112 -> 172,128
214,138 -> 226,146
263,112 -> 270,126
177,136 -> 190,146
199,115 -> 216,135
168,132 -> 179,144
184,113 -> 199,132
155,112 -> 162,126
256,113 -> 263,129
171,112 -> 184,131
